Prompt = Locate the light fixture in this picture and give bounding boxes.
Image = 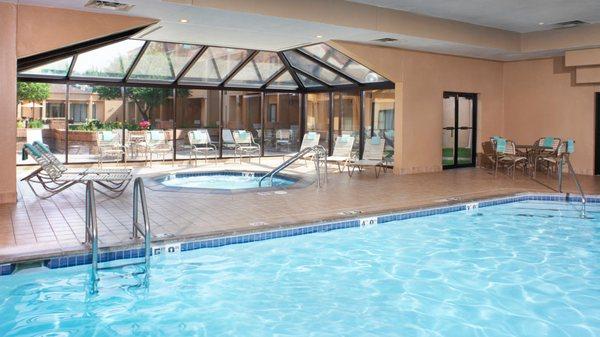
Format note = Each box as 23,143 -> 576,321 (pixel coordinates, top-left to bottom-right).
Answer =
179,19 -> 188,23
538,22 -> 544,25
316,35 -> 323,38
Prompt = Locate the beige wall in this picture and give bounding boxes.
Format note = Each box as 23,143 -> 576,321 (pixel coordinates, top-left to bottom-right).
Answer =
503,58 -> 600,174
0,3 -> 17,204
336,41 -> 600,175
17,5 -> 156,58
332,41 -> 505,174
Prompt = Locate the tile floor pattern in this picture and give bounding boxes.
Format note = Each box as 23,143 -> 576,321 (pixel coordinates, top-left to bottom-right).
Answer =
2,158 -> 600,263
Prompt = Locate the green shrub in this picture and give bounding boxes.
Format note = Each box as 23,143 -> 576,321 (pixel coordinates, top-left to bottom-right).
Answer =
28,119 -> 43,128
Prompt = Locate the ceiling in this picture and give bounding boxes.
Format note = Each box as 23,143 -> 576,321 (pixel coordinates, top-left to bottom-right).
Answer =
348,0 -> 600,33
9,0 -> 600,61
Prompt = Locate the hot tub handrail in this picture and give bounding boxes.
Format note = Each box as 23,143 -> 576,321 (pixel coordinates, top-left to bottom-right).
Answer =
259,145 -> 327,187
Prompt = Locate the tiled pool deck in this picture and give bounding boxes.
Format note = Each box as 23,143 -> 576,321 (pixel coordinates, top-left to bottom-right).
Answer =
2,158 -> 599,266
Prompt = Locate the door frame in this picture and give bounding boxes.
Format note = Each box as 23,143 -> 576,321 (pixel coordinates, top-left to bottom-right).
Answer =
442,91 -> 478,169
595,92 -> 600,175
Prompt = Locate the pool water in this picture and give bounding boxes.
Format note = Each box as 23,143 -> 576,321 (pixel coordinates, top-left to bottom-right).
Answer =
159,171 -> 295,189
0,200 -> 598,337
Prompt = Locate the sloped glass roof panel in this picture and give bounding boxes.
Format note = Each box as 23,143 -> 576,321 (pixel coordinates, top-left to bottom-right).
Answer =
268,71 -> 297,90
71,39 -> 145,79
19,57 -> 73,77
297,73 -> 323,88
129,42 -> 201,82
181,47 -> 250,85
283,51 -> 351,86
301,44 -> 387,83
228,51 -> 284,87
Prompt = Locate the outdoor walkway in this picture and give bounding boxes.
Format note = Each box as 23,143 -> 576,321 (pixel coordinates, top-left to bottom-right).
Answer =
2,158 -> 599,263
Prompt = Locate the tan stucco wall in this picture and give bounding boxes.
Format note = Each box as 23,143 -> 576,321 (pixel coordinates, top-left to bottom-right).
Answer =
16,5 -> 156,58
0,2 -> 17,203
503,58 -> 600,175
331,41 -> 505,174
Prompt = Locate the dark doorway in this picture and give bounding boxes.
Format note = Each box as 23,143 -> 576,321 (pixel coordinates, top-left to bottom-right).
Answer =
442,92 -> 478,169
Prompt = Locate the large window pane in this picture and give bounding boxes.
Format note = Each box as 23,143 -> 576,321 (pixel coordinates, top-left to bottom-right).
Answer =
283,51 -> 351,86
67,85 -> 124,164
301,44 -> 387,83
364,89 -> 395,165
71,39 -> 145,79
17,82 -> 65,164
332,91 -> 360,153
222,91 -> 261,158
305,93 -> 330,150
228,51 -> 283,88
297,73 -> 323,88
268,71 -> 298,90
130,42 -> 202,82
125,87 -> 174,162
181,47 -> 250,85
176,89 -> 221,161
19,57 -> 73,77
263,93 -> 300,156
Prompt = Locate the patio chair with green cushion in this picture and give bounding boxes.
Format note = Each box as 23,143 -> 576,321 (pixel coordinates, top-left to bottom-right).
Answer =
480,140 -> 497,170
233,130 -> 261,163
145,129 -> 173,165
496,139 -> 527,179
326,135 -> 355,172
21,143 -> 132,198
540,141 -> 568,177
96,130 -> 126,168
347,136 -> 386,178
532,137 -> 561,177
188,129 -> 217,165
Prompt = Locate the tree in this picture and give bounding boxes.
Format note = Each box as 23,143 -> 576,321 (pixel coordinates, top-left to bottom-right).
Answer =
17,82 -> 50,105
94,86 -> 189,121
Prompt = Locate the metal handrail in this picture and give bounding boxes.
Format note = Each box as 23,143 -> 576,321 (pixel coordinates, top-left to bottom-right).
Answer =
85,177 -> 151,294
558,154 -> 586,218
84,180 -> 99,293
132,177 -> 151,269
258,145 -> 328,187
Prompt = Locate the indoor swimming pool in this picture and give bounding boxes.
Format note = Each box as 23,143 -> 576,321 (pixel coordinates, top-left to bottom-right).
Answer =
0,199 -> 598,336
157,170 -> 298,190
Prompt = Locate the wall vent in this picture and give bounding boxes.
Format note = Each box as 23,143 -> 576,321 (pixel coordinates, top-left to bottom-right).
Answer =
372,37 -> 398,43
551,20 -> 588,29
85,0 -> 135,11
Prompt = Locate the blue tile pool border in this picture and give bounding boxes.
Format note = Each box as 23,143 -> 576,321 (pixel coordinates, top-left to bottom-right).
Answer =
1,192 -> 596,276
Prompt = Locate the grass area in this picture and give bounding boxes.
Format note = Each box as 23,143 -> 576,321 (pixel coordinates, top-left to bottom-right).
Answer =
442,147 -> 472,166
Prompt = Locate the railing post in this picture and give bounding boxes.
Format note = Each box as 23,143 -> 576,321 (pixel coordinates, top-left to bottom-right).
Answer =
132,177 -> 151,268
85,180 -> 98,294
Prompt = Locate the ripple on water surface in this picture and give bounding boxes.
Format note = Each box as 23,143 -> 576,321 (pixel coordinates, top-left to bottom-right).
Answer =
0,200 -> 598,337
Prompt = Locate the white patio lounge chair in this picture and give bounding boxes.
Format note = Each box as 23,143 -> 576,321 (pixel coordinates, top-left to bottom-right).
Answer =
326,135 -> 355,172
188,129 -> 217,165
233,130 -> 261,163
347,136 -> 386,178
222,129 -> 237,150
282,132 -> 321,163
275,129 -> 292,151
21,142 -> 132,198
96,130 -> 126,168
145,130 -> 173,165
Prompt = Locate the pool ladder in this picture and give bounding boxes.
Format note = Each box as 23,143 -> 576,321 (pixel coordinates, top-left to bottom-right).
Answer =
557,154 -> 587,218
258,145 -> 328,188
85,177 -> 151,293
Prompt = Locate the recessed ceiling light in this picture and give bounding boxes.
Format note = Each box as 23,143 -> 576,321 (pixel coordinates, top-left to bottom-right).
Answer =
538,22 -> 544,25
316,35 -> 323,38
179,19 -> 188,23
